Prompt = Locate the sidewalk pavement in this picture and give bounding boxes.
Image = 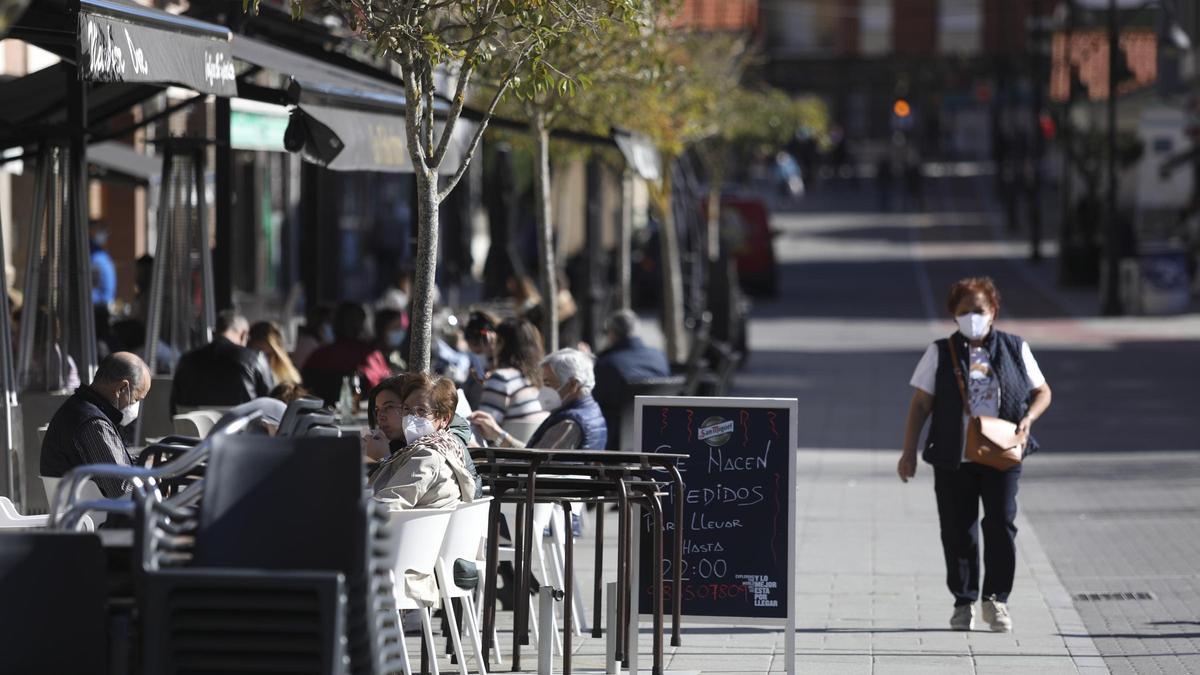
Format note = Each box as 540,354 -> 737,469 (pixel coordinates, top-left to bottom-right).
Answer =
464,175 -> 1199,674
476,449 -> 1107,675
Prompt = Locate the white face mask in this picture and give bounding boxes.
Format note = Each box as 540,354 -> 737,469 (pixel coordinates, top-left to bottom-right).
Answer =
119,390 -> 141,427
955,312 -> 992,340
537,384 -> 563,411
403,414 -> 437,445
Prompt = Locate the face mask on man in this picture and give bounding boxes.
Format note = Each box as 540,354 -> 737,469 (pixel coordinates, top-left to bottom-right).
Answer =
955,312 -> 992,341
320,324 -> 335,343
403,414 -> 437,445
537,384 -> 564,411
119,387 -> 141,427
386,329 -> 407,349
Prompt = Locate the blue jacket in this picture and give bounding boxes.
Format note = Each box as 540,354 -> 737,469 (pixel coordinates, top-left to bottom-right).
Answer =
90,246 -> 116,306
592,337 -> 670,411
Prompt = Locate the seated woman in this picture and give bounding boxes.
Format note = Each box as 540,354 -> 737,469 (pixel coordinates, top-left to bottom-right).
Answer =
364,373 -> 480,509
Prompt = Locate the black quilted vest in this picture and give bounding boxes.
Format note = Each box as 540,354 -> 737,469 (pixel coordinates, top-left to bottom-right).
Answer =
923,329 -> 1040,469
527,394 -> 608,450
40,385 -> 124,478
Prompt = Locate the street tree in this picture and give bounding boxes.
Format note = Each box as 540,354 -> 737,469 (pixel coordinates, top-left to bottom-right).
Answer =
696,86 -> 827,261
276,0 -> 644,371
485,5 -> 658,351
607,31 -> 745,362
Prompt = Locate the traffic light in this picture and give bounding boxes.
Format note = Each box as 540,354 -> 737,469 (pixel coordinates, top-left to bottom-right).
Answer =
891,98 -> 914,131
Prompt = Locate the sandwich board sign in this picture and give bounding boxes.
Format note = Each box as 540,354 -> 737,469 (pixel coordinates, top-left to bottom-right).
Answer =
631,396 -> 797,675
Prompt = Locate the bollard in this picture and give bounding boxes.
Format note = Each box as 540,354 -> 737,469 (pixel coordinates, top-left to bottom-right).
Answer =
606,582 -> 619,675
539,586 -> 555,675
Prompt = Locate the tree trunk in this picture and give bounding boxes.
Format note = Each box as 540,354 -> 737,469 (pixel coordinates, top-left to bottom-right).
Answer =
657,168 -> 686,364
618,169 -> 633,311
706,183 -> 721,263
408,168 -> 439,373
533,109 -> 559,351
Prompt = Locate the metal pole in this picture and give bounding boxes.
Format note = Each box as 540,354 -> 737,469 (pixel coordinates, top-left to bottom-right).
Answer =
618,170 -> 633,312
195,146 -> 216,341
0,204 -> 17,500
1029,0 -> 1045,263
538,587 -> 554,675
605,582 -> 619,675
213,80 -> 233,312
1103,0 -> 1124,314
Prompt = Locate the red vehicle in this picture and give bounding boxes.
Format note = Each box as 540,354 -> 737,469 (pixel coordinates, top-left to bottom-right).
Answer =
708,195 -> 779,297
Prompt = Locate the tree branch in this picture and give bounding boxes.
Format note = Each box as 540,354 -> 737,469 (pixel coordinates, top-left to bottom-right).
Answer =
437,73 -> 513,201
421,62 -> 436,161
400,46 -> 427,169
430,38 -> 483,167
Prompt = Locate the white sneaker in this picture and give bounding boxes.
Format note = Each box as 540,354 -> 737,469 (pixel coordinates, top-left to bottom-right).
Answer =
981,596 -> 1012,632
950,604 -> 975,631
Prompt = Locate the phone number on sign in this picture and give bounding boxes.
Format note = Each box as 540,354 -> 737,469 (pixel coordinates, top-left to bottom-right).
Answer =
650,582 -> 751,602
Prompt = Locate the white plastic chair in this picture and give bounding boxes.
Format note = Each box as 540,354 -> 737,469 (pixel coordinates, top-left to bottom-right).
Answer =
0,496 -> 94,531
435,498 -> 493,675
500,413 -> 549,445
384,506 -> 456,675
493,502 -> 559,658
41,476 -> 107,527
548,504 -> 588,636
172,410 -> 223,438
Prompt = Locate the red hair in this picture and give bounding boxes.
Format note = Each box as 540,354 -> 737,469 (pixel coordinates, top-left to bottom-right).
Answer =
947,277 -> 1001,317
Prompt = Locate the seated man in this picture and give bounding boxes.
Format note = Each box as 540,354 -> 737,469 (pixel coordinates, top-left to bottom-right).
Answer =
40,352 -> 151,498
470,348 -> 607,451
171,310 -> 274,413
592,309 -> 669,410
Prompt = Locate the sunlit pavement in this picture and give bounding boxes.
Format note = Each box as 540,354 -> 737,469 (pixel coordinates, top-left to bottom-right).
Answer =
473,176 -> 1200,674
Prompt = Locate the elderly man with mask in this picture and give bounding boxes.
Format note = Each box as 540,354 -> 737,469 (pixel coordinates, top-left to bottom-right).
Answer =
470,348 -> 607,451
40,352 -> 151,498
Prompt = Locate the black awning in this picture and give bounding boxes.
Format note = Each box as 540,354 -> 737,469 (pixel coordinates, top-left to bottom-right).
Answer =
10,0 -> 236,96
88,140 -> 157,184
0,62 -> 160,148
232,34 -> 471,174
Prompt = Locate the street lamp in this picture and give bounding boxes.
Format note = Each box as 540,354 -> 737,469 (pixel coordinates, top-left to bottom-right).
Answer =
1096,0 -> 1193,315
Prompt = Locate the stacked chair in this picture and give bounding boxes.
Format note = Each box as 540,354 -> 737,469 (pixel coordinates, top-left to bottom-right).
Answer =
140,435 -> 402,675
1,393 -> 524,675
278,395 -> 341,437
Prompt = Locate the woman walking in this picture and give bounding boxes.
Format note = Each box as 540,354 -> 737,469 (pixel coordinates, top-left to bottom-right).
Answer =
898,277 -> 1052,632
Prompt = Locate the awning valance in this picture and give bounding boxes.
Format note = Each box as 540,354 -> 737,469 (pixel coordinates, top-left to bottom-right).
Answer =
78,0 -> 236,96
232,34 -> 471,175
9,0 -> 236,96
613,129 -> 661,182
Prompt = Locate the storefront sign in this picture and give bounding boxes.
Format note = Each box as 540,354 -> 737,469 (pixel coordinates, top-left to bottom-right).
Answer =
633,395 -> 797,675
78,9 -> 237,96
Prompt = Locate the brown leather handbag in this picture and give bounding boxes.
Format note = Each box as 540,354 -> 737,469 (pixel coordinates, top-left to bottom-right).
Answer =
947,340 -> 1025,471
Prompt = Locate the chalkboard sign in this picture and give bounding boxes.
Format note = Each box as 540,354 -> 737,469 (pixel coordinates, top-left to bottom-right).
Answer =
634,396 -> 797,626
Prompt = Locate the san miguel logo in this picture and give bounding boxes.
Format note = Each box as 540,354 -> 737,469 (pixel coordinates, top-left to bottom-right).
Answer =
84,17 -> 149,80
698,417 -> 735,447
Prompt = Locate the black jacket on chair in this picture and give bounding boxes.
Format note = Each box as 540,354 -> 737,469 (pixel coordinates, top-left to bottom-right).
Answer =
170,337 -> 274,414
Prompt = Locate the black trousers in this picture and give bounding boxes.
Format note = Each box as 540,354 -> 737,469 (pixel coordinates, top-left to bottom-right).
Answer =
933,462 -> 1021,606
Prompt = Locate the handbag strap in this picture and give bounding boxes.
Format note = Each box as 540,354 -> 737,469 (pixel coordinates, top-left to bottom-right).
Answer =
946,339 -> 972,417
